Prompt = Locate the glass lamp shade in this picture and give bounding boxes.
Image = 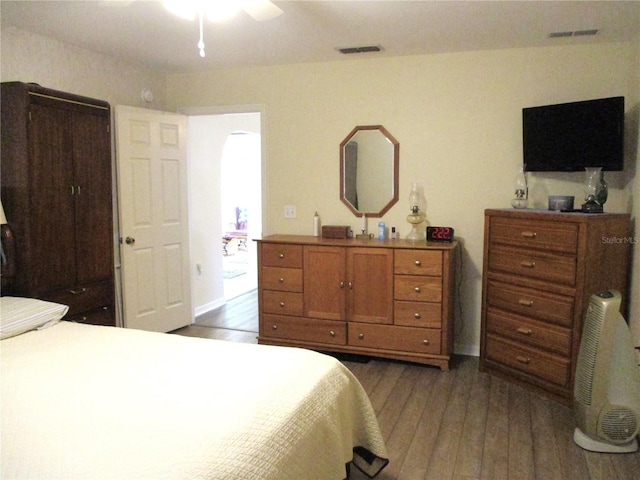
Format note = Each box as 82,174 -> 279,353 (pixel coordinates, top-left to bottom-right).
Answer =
406,182 -> 427,241
582,167 -> 606,213
0,201 -> 7,225
511,167 -> 528,209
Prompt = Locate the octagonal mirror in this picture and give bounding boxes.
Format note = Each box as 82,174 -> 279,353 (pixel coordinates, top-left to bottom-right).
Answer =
340,125 -> 399,217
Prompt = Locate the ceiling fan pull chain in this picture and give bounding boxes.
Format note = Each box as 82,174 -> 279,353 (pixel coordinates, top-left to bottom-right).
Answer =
198,9 -> 205,57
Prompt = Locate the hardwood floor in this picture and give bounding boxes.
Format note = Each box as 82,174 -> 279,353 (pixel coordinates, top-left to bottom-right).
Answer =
172,289 -> 258,343
344,356 -> 639,480
173,291 -> 640,480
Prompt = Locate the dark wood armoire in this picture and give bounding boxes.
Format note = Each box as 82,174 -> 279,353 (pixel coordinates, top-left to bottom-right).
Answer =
1,82 -> 115,326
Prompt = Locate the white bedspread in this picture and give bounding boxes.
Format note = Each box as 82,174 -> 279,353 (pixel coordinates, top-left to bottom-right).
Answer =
1,322 -> 388,479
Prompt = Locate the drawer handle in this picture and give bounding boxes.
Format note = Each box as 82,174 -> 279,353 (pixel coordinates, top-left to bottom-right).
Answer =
516,327 -> 533,336
278,253 -> 285,259
358,333 -> 364,339
521,231 -> 537,239
414,312 -> 421,319
279,301 -> 285,307
329,330 -> 336,337
414,260 -> 422,266
340,281 -> 345,289
272,324 -> 277,330
516,355 -> 531,364
278,277 -> 285,283
518,298 -> 534,307
519,261 -> 536,268
423,339 -> 429,345
70,288 -> 86,294
414,286 -> 421,293
349,281 -> 353,289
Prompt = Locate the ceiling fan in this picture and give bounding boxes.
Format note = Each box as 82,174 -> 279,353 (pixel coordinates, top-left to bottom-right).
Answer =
162,0 -> 284,57
102,0 -> 284,58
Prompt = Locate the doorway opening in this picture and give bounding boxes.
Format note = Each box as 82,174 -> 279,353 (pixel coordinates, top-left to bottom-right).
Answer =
221,130 -> 260,300
185,108 -> 263,319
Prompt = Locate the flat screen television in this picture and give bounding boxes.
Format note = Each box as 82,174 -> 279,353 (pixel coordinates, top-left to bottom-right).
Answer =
523,96 -> 624,172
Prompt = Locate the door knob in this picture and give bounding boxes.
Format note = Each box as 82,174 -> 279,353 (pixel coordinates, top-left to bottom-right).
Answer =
125,236 -> 136,245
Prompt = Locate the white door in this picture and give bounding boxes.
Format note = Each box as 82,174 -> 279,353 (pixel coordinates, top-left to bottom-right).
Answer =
115,105 -> 192,332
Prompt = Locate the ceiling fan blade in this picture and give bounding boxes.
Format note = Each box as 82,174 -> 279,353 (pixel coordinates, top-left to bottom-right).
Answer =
98,0 -> 135,6
241,0 -> 283,21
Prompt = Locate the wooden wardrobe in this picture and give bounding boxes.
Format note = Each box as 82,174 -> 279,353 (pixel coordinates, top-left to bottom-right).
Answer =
1,82 -> 115,326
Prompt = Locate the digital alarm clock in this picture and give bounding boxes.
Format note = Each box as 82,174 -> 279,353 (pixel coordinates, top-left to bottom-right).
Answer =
426,226 -> 454,243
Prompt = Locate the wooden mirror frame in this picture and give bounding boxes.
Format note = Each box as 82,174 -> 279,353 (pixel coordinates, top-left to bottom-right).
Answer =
340,125 -> 399,218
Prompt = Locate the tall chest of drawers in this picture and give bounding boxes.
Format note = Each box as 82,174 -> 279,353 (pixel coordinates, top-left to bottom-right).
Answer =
257,235 -> 457,370
480,209 -> 631,404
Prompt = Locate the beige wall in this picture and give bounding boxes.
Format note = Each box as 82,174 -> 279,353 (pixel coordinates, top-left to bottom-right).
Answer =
2,24 -> 639,355
166,42 -> 639,355
1,26 -> 167,110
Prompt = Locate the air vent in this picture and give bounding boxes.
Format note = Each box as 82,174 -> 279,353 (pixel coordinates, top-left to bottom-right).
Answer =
549,29 -> 598,38
338,45 -> 382,55
549,31 -> 573,38
574,29 -> 599,36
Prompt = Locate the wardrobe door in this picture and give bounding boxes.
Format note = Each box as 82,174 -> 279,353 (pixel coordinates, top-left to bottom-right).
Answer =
28,102 -> 76,294
71,110 -> 113,285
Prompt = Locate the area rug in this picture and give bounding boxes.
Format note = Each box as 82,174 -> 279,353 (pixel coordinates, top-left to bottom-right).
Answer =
223,270 -> 246,279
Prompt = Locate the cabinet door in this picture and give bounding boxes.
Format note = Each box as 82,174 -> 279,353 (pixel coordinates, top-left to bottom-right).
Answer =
28,103 -> 76,293
304,246 -> 346,320
72,110 -> 113,285
348,248 -> 393,324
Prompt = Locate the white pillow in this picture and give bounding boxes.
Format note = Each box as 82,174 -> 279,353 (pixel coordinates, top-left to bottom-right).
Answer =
0,297 -> 69,340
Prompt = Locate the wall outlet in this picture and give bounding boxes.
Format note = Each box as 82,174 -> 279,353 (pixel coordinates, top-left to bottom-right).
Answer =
284,205 -> 297,219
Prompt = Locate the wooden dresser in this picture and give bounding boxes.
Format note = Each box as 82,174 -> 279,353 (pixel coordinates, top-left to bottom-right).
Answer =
257,235 -> 458,370
480,209 -> 631,404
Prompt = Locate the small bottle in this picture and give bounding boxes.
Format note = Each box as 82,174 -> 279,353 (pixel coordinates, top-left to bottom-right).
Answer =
378,221 -> 386,240
313,211 -> 321,237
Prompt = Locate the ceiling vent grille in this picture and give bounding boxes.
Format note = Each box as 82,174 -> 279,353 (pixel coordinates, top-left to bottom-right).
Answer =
550,29 -> 598,38
338,45 -> 382,54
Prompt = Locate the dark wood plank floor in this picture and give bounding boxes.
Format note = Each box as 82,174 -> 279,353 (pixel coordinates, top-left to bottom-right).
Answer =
172,291 -> 640,480
172,289 -> 259,343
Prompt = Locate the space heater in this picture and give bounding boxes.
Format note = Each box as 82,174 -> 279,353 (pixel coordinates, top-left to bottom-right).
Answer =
573,290 -> 640,453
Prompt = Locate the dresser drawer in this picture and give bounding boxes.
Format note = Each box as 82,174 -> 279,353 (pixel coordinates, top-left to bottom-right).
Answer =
488,246 -> 576,286
348,323 -> 441,354
487,281 -> 574,327
489,217 -> 578,254
262,290 -> 304,316
261,314 -> 347,345
261,266 -> 303,292
486,309 -> 572,356
394,301 -> 442,328
485,334 -> 570,386
66,305 -> 114,326
41,280 -> 113,317
394,250 -> 442,276
394,275 -> 442,302
260,243 -> 303,268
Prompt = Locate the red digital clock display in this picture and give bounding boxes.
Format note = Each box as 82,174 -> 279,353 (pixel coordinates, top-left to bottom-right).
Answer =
426,226 -> 454,242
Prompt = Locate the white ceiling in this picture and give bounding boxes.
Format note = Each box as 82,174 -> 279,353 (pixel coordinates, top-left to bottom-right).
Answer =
1,1 -> 639,74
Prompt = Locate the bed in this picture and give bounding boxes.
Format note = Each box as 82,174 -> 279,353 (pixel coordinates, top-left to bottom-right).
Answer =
0,297 -> 388,480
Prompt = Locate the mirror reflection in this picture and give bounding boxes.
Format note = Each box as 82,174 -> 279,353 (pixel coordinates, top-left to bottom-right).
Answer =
340,125 -> 399,217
